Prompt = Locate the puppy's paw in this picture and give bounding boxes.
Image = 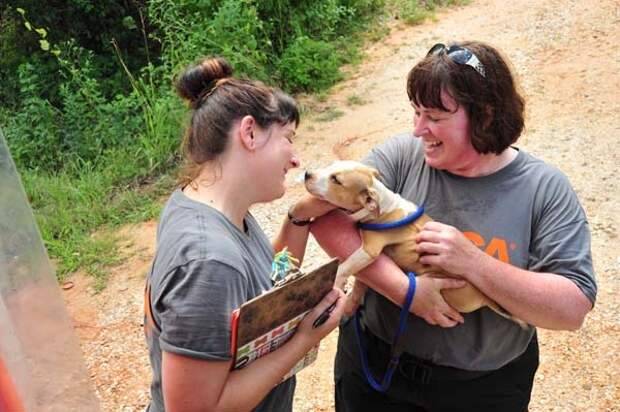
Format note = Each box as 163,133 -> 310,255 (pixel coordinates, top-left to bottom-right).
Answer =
334,276 -> 348,292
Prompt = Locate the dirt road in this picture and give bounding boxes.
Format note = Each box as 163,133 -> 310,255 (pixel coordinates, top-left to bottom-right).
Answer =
63,0 -> 619,410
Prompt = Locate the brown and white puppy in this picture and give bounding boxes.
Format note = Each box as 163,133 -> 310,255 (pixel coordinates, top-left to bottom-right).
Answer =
304,160 -> 527,328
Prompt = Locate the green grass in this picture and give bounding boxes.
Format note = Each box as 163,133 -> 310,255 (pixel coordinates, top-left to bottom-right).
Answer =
346,94 -> 367,106
366,24 -> 391,43
314,107 -> 345,122
387,0 -> 471,25
22,149 -> 176,287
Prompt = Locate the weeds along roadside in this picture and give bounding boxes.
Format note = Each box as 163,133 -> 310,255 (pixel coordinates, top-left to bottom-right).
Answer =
0,0 -> 469,290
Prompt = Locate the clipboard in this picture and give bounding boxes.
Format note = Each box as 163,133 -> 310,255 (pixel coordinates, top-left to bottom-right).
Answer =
230,258 -> 338,378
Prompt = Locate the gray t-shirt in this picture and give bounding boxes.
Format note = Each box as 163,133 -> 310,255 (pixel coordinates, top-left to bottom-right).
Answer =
145,189 -> 295,412
362,132 -> 596,371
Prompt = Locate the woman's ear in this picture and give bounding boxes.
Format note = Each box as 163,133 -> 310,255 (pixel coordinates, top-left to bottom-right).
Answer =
239,115 -> 257,150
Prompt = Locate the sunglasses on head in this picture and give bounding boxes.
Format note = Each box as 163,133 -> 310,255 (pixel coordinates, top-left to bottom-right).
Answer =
427,43 -> 486,78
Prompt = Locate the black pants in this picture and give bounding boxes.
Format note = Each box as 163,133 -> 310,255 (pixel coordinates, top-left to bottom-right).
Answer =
334,317 -> 539,412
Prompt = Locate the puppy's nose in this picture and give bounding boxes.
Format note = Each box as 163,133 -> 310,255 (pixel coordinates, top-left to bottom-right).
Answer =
291,156 -> 300,168
304,171 -> 312,181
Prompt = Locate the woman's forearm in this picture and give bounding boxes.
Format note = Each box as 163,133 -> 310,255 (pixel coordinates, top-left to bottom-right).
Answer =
272,216 -> 311,264
215,288 -> 344,411
468,253 -> 593,330
163,336 -> 313,412
218,334 -> 314,411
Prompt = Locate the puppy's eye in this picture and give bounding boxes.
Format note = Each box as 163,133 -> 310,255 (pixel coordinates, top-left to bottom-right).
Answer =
330,174 -> 341,185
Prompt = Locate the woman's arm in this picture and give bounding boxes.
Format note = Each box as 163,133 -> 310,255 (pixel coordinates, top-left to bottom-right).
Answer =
311,210 -> 467,327
272,195 -> 337,264
415,221 -> 593,330
162,288 -> 345,412
272,216 -> 311,264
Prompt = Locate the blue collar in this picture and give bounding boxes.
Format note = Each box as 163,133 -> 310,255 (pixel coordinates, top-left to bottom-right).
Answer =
357,205 -> 425,231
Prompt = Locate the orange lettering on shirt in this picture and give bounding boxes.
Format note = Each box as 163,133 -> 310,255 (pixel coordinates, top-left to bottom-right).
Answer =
485,238 -> 510,263
463,231 -> 511,263
463,231 -> 485,247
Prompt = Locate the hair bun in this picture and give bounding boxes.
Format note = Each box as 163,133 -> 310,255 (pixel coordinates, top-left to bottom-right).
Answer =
175,57 -> 233,106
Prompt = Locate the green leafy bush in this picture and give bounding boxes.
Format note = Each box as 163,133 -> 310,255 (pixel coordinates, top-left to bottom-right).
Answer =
149,0 -> 383,93
278,36 -> 342,92
149,0 -> 270,81
4,43 -> 143,172
5,63 -> 63,170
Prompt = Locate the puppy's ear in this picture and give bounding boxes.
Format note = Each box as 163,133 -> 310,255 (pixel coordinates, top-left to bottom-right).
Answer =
359,187 -> 380,217
369,167 -> 381,180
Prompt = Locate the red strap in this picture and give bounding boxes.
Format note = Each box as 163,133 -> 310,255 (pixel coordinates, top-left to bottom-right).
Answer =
0,356 -> 26,412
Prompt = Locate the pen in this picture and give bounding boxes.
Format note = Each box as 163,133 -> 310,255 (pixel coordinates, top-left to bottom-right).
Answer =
312,299 -> 339,328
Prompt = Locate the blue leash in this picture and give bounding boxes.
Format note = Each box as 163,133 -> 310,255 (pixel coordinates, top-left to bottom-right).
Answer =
358,206 -> 425,231
353,271 -> 416,392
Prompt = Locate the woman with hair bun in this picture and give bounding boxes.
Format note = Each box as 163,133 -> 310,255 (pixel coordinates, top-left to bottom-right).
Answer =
144,56 -> 344,412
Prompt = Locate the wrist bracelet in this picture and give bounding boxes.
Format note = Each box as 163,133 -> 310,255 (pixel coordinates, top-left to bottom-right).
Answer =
287,210 -> 313,226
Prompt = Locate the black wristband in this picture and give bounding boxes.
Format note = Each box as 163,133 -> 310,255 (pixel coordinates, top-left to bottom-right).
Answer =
287,210 -> 313,226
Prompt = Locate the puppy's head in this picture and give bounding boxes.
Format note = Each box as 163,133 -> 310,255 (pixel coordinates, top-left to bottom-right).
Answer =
304,161 -> 381,215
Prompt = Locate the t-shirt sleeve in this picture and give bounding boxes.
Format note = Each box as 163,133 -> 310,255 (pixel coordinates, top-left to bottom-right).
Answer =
362,132 -> 413,191
156,259 -> 247,360
528,170 -> 597,304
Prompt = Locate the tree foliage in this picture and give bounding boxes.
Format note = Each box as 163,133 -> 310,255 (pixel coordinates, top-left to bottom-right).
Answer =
1,0 -> 160,107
